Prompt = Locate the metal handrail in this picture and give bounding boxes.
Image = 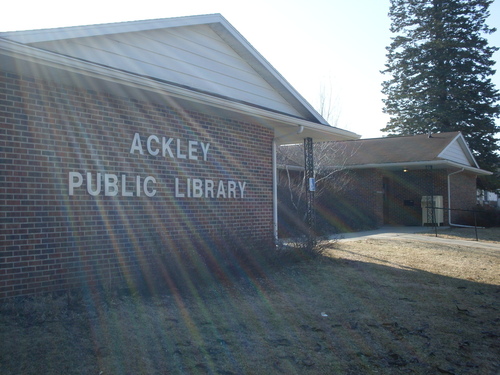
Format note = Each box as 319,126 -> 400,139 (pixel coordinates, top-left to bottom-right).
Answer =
424,205 -> 481,241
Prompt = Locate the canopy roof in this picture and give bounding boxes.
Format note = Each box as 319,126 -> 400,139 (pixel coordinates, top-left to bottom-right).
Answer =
279,132 -> 492,175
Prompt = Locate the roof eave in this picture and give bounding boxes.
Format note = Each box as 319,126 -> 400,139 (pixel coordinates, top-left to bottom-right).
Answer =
278,160 -> 492,175
0,14 -> 225,43
333,160 -> 492,175
0,14 -> 330,126
0,38 -> 359,142
208,19 -> 329,126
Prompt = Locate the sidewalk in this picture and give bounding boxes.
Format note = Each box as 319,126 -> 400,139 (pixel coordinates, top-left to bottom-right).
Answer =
331,226 -> 500,250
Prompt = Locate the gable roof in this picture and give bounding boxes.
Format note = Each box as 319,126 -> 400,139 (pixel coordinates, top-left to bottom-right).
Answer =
337,132 -> 478,167
279,132 -> 491,175
0,14 -> 358,142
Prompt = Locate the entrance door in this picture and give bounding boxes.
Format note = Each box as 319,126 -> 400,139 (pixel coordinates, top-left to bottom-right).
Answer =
383,175 -> 421,226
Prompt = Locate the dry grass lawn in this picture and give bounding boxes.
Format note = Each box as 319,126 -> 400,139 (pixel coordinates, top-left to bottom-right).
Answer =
1,229 -> 499,375
421,226 -> 500,243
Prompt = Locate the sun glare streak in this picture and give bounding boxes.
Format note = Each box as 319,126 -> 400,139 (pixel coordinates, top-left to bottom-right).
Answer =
12,51 -> 285,368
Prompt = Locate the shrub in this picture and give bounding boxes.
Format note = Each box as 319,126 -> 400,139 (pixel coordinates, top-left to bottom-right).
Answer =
143,229 -> 333,297
472,205 -> 500,227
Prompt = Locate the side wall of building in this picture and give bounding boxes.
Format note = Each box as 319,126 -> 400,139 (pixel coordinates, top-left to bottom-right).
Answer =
278,166 -> 478,235
0,71 -> 274,299
449,171 -> 479,225
316,169 -> 383,232
277,169 -> 383,236
384,169 -> 478,226
381,169 -> 448,226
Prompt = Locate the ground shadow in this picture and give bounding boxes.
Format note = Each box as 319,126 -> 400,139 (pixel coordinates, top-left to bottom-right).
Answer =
0,251 -> 498,375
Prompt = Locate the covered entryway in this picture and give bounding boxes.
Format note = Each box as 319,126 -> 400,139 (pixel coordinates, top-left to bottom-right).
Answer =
383,175 -> 423,226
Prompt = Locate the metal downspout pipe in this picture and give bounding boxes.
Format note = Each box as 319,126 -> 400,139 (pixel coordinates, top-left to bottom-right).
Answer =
272,126 -> 304,242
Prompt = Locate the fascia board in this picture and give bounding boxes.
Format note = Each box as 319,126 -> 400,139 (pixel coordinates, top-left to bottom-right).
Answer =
278,160 -> 492,176
209,19 -> 329,126
457,133 -> 480,168
274,124 -> 360,144
325,160 -> 491,175
0,38 -> 359,142
0,14 -> 224,43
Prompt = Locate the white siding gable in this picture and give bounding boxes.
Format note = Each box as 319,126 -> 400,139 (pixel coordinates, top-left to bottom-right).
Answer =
28,25 -> 302,117
438,135 -> 478,167
439,141 -> 469,165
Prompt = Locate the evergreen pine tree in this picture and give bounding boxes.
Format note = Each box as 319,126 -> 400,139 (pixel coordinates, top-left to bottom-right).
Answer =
381,0 -> 500,188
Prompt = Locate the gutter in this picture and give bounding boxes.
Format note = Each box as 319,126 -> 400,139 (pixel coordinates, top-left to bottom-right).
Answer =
320,160 -> 492,175
272,126 -> 304,242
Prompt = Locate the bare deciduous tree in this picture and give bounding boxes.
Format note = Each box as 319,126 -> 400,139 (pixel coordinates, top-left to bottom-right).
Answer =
278,141 -> 358,213
277,81 -> 360,235
318,78 -> 342,126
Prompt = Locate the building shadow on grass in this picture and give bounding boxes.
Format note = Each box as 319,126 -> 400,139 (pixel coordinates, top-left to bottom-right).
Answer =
0,250 -> 499,375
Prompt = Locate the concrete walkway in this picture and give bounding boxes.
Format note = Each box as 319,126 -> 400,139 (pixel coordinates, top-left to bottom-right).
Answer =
331,226 -> 500,250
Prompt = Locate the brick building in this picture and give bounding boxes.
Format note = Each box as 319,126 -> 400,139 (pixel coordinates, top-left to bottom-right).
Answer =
0,14 -> 358,298
278,132 -> 491,235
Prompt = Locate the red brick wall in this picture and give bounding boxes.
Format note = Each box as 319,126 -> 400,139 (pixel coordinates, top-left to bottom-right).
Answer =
317,169 -> 384,231
278,167 -> 478,233
278,169 -> 383,235
0,71 -> 274,299
322,168 -> 478,228
382,169 -> 448,226
384,169 -> 478,226
449,171 -> 478,224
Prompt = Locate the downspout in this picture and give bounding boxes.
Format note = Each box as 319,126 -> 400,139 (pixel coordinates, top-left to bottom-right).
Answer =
273,126 -> 304,243
447,168 -> 470,227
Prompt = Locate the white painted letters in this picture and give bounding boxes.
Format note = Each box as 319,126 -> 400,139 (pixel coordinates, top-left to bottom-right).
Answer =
175,178 -> 185,198
87,172 -> 102,196
176,139 -> 186,159
188,140 -> 198,160
130,132 -> 144,155
144,176 -> 156,197
238,181 -> 247,198
217,180 -> 226,198
128,133 -> 211,161
105,174 -> 119,196
121,174 -> 133,197
192,178 -> 203,198
70,133 -> 246,199
69,172 -> 83,195
173,177 -> 247,199
162,137 -> 174,158
147,135 -> 160,156
69,172 -> 157,197
200,142 -> 210,161
228,181 -> 236,198
205,179 -> 214,198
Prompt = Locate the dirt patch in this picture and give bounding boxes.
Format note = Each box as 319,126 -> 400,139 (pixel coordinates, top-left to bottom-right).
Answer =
1,235 -> 499,374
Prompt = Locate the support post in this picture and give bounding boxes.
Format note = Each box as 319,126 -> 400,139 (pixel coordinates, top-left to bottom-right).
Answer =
426,165 -> 437,237
304,137 -> 315,246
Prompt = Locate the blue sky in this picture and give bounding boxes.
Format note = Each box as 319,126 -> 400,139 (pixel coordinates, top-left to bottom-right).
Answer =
2,0 -> 499,139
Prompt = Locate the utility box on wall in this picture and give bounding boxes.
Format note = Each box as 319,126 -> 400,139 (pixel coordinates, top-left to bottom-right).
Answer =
421,195 -> 444,225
